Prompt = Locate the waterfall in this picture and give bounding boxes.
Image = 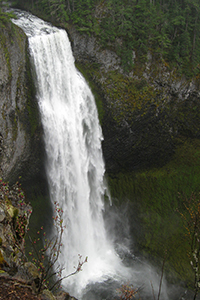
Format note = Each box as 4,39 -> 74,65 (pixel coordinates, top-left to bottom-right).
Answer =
12,11 -> 172,300
12,10 -> 125,298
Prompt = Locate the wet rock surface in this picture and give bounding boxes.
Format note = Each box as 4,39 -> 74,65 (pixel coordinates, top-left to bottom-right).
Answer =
0,23 -> 44,184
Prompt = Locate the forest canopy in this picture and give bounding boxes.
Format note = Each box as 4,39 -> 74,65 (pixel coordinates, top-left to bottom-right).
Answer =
5,0 -> 200,76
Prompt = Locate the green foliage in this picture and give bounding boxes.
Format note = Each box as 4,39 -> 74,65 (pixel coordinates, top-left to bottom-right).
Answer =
0,2 -> 16,28
13,0 -> 200,76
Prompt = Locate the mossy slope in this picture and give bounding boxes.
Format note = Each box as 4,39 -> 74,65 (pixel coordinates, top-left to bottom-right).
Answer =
108,137 -> 200,285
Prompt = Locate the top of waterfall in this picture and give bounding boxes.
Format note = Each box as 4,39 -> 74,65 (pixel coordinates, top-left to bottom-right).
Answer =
11,9 -> 58,37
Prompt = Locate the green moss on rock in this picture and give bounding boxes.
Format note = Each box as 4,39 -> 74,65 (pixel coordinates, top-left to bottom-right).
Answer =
0,31 -> 12,81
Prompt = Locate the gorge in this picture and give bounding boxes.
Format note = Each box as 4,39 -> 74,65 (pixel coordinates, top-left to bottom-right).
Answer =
1,2 -> 200,299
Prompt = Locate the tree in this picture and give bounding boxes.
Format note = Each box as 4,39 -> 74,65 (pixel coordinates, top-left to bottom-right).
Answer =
12,0 -> 200,76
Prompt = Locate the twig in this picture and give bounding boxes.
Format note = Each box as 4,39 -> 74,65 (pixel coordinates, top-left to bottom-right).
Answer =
151,281 -> 156,300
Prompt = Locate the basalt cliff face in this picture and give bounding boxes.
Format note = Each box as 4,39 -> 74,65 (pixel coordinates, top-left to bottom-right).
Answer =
67,26 -> 200,173
0,22 -> 43,184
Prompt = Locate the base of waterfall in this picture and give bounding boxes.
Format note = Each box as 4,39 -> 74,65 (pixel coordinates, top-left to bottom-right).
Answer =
61,251 -> 189,300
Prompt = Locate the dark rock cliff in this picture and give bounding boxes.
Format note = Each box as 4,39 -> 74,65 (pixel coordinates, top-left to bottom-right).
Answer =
0,22 -> 43,184
67,26 -> 200,173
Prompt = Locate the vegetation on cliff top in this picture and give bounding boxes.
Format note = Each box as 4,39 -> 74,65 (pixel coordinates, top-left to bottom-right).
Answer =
12,0 -> 200,77
0,0 -> 16,27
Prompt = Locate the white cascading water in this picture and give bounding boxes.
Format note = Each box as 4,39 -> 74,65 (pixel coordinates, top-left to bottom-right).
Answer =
12,11 -> 172,300
12,10 -> 126,298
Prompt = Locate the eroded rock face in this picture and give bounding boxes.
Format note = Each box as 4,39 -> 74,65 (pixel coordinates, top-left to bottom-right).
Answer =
0,23 -> 43,183
68,27 -> 200,173
70,28 -> 121,74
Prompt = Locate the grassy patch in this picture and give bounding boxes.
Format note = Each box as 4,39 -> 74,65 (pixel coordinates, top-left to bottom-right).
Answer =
108,137 -> 200,284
